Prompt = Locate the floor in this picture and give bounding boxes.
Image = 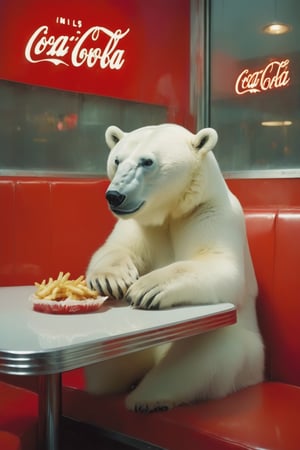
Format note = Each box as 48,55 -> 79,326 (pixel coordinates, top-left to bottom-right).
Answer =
61,418 -> 160,450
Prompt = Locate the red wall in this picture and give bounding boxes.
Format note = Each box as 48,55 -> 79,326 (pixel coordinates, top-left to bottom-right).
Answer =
0,0 -> 190,124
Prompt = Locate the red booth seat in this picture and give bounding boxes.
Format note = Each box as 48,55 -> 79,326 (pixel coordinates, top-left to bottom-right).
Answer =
62,207 -> 300,450
63,382 -> 300,450
0,432 -> 21,450
0,382 -> 38,450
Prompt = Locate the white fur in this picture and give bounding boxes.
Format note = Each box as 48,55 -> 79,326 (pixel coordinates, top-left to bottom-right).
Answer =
85,124 -> 264,412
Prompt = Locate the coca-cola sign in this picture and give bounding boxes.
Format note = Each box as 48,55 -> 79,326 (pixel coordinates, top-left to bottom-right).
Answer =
0,0 -> 190,110
235,59 -> 290,95
24,17 -> 130,70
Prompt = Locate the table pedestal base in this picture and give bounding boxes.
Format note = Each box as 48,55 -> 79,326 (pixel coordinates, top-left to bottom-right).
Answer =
38,373 -> 62,450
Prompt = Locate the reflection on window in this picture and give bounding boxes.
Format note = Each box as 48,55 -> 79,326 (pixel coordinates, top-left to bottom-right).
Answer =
0,80 -> 167,176
210,0 -> 300,176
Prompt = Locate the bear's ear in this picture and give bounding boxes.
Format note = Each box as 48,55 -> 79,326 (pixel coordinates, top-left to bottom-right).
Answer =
192,128 -> 218,156
105,126 -> 125,149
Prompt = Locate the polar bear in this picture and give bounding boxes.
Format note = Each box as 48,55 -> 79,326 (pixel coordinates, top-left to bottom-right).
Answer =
85,124 -> 264,412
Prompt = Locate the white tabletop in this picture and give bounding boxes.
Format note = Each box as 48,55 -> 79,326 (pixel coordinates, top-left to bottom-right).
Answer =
0,286 -> 236,375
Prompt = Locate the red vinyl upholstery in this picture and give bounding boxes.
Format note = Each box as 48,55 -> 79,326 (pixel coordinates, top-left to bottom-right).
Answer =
1,178 -> 300,449
63,382 -> 300,450
0,177 -> 114,286
0,432 -> 21,450
271,211 -> 300,384
245,209 -> 300,385
62,207 -> 300,450
0,382 -> 38,450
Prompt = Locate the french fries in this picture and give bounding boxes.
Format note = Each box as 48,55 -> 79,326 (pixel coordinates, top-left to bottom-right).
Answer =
34,272 -> 98,301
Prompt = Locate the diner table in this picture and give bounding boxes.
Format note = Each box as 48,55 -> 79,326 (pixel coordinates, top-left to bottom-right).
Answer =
0,285 -> 237,450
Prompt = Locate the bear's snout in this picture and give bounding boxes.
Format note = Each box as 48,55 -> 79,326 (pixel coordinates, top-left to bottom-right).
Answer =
106,190 -> 126,208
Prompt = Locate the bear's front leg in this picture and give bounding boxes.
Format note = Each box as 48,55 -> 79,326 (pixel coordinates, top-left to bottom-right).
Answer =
125,257 -> 242,309
125,264 -> 188,309
87,219 -> 151,300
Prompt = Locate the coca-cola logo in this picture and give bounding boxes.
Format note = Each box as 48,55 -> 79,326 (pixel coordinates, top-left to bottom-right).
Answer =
235,59 -> 290,95
25,18 -> 130,70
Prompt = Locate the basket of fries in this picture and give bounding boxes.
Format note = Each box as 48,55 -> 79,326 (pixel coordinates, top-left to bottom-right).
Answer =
31,272 -> 106,314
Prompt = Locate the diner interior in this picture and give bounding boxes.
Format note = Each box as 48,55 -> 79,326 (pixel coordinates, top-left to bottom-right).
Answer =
1,0 -> 300,449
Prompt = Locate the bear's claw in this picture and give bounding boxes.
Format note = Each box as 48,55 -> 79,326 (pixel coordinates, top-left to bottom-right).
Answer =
133,404 -> 170,414
95,279 -> 106,297
127,293 -> 161,310
105,278 -> 113,297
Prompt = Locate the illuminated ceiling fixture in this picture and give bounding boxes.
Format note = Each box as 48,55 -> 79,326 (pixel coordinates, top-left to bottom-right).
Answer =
262,0 -> 292,35
262,22 -> 292,35
261,120 -> 293,127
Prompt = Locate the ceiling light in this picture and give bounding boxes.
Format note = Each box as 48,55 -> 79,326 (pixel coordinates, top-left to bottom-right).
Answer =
262,22 -> 292,35
261,120 -> 292,127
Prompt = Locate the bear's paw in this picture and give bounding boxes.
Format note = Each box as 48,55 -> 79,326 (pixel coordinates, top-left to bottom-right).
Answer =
125,372 -> 189,412
125,391 -> 174,413
87,258 -> 139,300
125,269 -> 180,310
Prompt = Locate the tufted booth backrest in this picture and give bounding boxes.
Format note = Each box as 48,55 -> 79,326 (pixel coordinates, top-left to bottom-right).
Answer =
0,178 -> 299,388
0,178 -> 114,286
245,209 -> 300,386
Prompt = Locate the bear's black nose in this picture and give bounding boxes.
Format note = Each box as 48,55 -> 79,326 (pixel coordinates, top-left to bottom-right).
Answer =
106,190 -> 126,208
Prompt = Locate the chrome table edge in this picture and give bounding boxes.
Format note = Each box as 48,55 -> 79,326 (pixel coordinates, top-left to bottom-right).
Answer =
0,307 -> 236,375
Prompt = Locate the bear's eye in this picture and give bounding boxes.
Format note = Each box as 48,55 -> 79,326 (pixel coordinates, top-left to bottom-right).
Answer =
141,158 -> 153,167
114,158 -> 120,166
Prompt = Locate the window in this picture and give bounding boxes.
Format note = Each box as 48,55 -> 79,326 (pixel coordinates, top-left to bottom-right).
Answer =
210,0 -> 300,176
0,80 -> 167,176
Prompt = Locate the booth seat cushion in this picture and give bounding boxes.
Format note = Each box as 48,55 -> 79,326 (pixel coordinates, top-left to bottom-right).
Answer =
0,381 -> 38,450
244,209 -> 276,379
270,210 -> 300,384
0,432 -> 21,450
63,382 -> 300,450
244,208 -> 300,386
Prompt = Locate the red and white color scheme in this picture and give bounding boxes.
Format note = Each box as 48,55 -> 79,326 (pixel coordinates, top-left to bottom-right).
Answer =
31,295 -> 107,314
0,0 -> 190,123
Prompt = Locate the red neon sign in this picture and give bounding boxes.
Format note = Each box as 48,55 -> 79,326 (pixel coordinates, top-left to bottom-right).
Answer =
235,59 -> 290,95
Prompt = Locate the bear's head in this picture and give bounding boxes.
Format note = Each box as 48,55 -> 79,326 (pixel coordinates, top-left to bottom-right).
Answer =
104,124 -> 220,226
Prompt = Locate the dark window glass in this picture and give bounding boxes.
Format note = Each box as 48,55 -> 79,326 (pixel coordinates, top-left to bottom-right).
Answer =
211,0 -> 300,176
0,80 -> 167,176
